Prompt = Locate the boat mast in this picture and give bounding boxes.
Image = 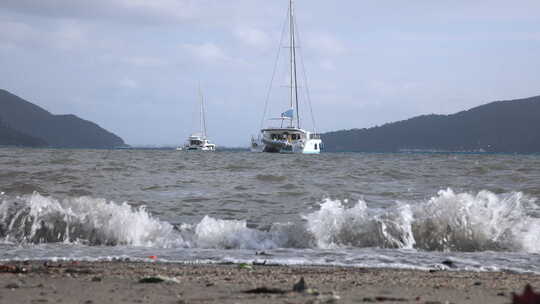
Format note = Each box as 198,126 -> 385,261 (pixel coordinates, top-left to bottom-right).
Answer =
288,0 -> 294,128
290,0 -> 300,129
198,85 -> 207,139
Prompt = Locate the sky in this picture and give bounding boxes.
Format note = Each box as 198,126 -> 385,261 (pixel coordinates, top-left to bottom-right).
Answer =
1,0 -> 540,147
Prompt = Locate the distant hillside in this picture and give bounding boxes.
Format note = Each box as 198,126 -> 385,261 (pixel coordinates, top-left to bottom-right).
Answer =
322,95 -> 540,153
0,118 -> 47,147
0,89 -> 125,148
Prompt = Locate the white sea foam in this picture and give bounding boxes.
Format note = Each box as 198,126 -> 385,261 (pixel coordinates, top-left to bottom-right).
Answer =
301,188 -> 540,252
1,189 -> 539,253
0,193 -> 182,247
193,216 -> 275,249
302,199 -> 416,249
412,189 -> 540,252
182,188 -> 540,252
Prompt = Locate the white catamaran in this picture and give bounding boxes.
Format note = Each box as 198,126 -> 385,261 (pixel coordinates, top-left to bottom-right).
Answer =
179,87 -> 216,152
251,0 -> 322,154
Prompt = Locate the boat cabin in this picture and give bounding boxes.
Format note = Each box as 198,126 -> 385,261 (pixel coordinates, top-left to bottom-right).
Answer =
185,134 -> 215,151
262,128 -> 306,142
190,138 -> 203,146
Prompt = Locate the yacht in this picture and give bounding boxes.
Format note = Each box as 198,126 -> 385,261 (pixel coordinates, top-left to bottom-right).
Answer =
179,87 -> 216,151
184,134 -> 215,151
251,0 -> 322,154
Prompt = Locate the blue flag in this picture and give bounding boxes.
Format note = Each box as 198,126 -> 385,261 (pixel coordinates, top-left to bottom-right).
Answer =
281,109 -> 294,118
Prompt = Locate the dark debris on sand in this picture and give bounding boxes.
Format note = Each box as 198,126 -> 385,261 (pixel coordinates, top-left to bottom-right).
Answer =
513,284 -> 540,304
245,276 -> 309,294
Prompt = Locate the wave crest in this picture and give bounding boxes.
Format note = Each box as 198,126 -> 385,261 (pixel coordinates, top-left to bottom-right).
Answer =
193,216 -> 274,249
412,189 -> 540,252
1,189 -> 539,253
301,189 -> 540,252
302,199 -> 415,249
0,193 -> 181,247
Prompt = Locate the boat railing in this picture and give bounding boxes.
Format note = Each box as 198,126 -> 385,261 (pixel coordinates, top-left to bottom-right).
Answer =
310,133 -> 321,139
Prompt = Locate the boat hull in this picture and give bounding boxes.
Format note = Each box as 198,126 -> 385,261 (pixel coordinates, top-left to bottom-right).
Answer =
185,146 -> 215,151
251,128 -> 322,154
251,139 -> 321,154
181,134 -> 216,152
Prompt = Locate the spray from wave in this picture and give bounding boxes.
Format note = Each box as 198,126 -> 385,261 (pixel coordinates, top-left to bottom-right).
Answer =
302,189 -> 540,252
412,189 -> 540,252
303,199 -> 415,249
0,193 -> 182,247
1,189 -> 539,253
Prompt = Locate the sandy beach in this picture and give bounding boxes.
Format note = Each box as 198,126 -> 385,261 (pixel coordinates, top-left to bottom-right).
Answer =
0,261 -> 538,303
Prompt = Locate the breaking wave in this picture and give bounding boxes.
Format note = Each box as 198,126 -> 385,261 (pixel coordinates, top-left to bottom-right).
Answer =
0,193 -> 182,247
304,189 -> 540,252
1,189 -> 540,253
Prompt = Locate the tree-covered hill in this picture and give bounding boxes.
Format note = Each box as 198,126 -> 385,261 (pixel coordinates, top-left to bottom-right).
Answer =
0,89 -> 125,148
322,95 -> 540,153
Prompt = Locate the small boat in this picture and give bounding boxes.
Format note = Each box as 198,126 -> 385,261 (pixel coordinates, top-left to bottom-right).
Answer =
251,0 -> 322,154
179,86 -> 216,152
184,133 -> 215,151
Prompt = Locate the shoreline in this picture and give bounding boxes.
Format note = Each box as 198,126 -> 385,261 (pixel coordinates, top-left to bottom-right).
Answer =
1,261 -> 538,303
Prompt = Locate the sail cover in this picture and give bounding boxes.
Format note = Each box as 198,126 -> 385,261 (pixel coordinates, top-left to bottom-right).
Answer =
281,109 -> 294,119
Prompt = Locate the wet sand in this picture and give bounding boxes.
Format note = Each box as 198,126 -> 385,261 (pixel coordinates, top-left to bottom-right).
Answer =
0,261 -> 538,303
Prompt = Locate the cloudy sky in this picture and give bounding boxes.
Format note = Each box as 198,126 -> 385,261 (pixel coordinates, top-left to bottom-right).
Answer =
1,0 -> 539,146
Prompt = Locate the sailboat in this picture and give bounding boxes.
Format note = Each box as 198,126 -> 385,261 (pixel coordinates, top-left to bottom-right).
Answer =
179,87 -> 216,151
251,0 -> 322,154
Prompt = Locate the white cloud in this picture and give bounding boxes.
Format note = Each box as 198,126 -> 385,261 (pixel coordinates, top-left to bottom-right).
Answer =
367,80 -> 423,98
0,0 -> 280,28
305,33 -> 347,56
0,20 -> 92,52
234,27 -> 272,49
180,42 -> 231,64
0,0 -> 198,25
122,56 -> 167,68
0,20 -> 42,49
119,77 -> 138,89
52,26 -> 88,50
394,31 -> 540,43
319,60 -> 336,71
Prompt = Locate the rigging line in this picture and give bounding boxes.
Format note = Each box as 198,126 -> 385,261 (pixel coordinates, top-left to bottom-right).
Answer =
293,15 -> 318,134
260,3 -> 290,131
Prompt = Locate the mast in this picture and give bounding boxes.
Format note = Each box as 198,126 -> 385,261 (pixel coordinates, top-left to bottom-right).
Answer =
289,0 -> 300,129
288,0 -> 294,128
198,85 -> 207,138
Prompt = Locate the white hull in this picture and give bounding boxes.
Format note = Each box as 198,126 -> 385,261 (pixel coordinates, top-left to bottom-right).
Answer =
251,128 -> 321,154
181,134 -> 216,152
184,145 -> 215,151
251,139 -> 321,154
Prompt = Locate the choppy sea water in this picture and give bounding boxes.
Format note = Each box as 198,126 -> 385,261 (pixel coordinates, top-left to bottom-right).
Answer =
1,148 -> 540,273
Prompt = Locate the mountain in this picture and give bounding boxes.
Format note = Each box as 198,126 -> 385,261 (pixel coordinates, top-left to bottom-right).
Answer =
322,95 -> 540,153
0,89 -> 125,148
0,119 -> 47,147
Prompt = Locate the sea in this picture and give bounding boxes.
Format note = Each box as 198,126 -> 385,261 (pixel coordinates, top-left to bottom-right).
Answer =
1,148 -> 540,273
